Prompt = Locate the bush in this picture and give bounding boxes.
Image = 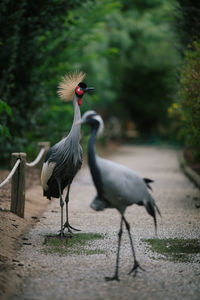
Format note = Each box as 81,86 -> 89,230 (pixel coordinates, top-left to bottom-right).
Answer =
179,41 -> 200,159
0,100 -> 12,138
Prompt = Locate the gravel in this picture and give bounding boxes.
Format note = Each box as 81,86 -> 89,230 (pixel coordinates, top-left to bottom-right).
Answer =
10,145 -> 200,300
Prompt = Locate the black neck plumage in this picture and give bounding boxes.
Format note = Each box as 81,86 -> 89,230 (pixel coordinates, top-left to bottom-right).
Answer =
88,126 -> 104,198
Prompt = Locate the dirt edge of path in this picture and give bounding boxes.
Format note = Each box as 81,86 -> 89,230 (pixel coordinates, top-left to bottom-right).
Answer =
0,184 -> 50,300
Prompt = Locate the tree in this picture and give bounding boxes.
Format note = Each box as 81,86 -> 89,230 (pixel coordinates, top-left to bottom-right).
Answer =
0,100 -> 12,138
174,1 -> 200,159
0,0 -> 180,165
0,0 -> 78,163
175,0 -> 200,52
106,0 -> 179,134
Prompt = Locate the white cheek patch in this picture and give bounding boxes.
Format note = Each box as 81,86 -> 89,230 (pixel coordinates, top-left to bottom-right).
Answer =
94,115 -> 104,135
82,110 -> 96,120
41,161 -> 56,190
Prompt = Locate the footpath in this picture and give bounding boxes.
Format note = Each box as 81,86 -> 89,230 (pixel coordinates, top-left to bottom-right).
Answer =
9,145 -> 200,300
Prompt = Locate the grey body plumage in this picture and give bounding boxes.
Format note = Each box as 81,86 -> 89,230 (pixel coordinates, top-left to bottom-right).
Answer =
79,110 -> 160,281
93,156 -> 155,214
43,99 -> 83,199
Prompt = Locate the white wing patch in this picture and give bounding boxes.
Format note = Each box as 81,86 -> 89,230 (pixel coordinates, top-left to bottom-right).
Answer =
41,161 -> 56,190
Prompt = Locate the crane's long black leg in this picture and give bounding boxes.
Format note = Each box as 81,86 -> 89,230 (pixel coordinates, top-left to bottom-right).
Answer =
105,216 -> 123,282
63,184 -> 80,233
56,178 -> 64,238
122,216 -> 145,277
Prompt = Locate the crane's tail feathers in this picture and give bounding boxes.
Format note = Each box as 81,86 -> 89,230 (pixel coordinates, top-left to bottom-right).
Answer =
145,201 -> 159,235
43,190 -> 51,200
143,178 -> 154,184
143,178 -> 154,191
155,202 -> 161,217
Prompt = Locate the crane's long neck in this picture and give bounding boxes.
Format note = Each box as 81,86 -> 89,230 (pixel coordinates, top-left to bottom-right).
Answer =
61,96 -> 81,166
88,126 -> 104,198
69,96 -> 81,144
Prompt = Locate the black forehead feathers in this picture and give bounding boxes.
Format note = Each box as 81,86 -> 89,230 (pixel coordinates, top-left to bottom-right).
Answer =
78,82 -> 87,89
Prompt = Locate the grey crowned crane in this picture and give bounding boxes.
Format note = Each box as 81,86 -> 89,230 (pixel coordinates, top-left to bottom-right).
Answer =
41,72 -> 94,237
77,110 -> 160,281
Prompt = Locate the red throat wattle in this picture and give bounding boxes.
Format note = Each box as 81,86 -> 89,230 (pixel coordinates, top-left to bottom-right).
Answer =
78,98 -> 82,106
75,86 -> 84,106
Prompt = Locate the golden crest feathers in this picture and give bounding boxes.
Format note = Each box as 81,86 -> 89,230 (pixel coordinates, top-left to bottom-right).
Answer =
57,71 -> 86,101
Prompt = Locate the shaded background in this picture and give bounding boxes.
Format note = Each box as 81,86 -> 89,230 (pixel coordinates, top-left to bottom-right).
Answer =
0,0 -> 200,165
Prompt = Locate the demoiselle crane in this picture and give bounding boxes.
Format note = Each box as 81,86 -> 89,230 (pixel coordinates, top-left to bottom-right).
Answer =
41,72 -> 94,237
77,111 -> 160,281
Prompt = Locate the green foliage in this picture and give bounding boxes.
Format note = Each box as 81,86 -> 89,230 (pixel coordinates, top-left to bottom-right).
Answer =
0,0 -> 180,165
178,41 -> 200,158
175,0 -> 200,52
172,1 -> 200,158
34,0 -> 180,141
106,0 -> 179,134
0,0 -> 79,163
0,100 -> 12,137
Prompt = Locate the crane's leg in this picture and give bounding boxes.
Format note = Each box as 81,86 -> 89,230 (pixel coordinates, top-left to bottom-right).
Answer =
122,216 -> 145,277
105,216 -> 123,281
56,178 -> 64,238
63,184 -> 80,233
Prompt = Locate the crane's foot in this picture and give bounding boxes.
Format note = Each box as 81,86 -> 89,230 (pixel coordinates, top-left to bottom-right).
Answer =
128,260 -> 145,277
57,229 -> 73,239
105,274 -> 120,282
63,222 -> 81,233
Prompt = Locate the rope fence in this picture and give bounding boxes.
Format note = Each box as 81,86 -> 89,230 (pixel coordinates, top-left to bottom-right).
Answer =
0,159 -> 20,188
26,148 -> 45,167
0,142 -> 50,218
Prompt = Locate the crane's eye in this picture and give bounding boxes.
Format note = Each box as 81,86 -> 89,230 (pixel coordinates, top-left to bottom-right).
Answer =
75,86 -> 84,96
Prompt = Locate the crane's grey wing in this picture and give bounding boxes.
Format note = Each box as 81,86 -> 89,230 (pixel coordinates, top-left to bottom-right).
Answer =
78,144 -> 83,167
47,137 -> 82,179
96,156 -> 150,210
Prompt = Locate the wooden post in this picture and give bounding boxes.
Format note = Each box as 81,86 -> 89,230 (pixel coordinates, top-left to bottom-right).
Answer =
10,153 -> 26,218
37,142 -> 50,170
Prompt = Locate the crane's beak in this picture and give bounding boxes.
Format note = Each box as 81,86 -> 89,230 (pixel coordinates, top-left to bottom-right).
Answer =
83,87 -> 95,93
